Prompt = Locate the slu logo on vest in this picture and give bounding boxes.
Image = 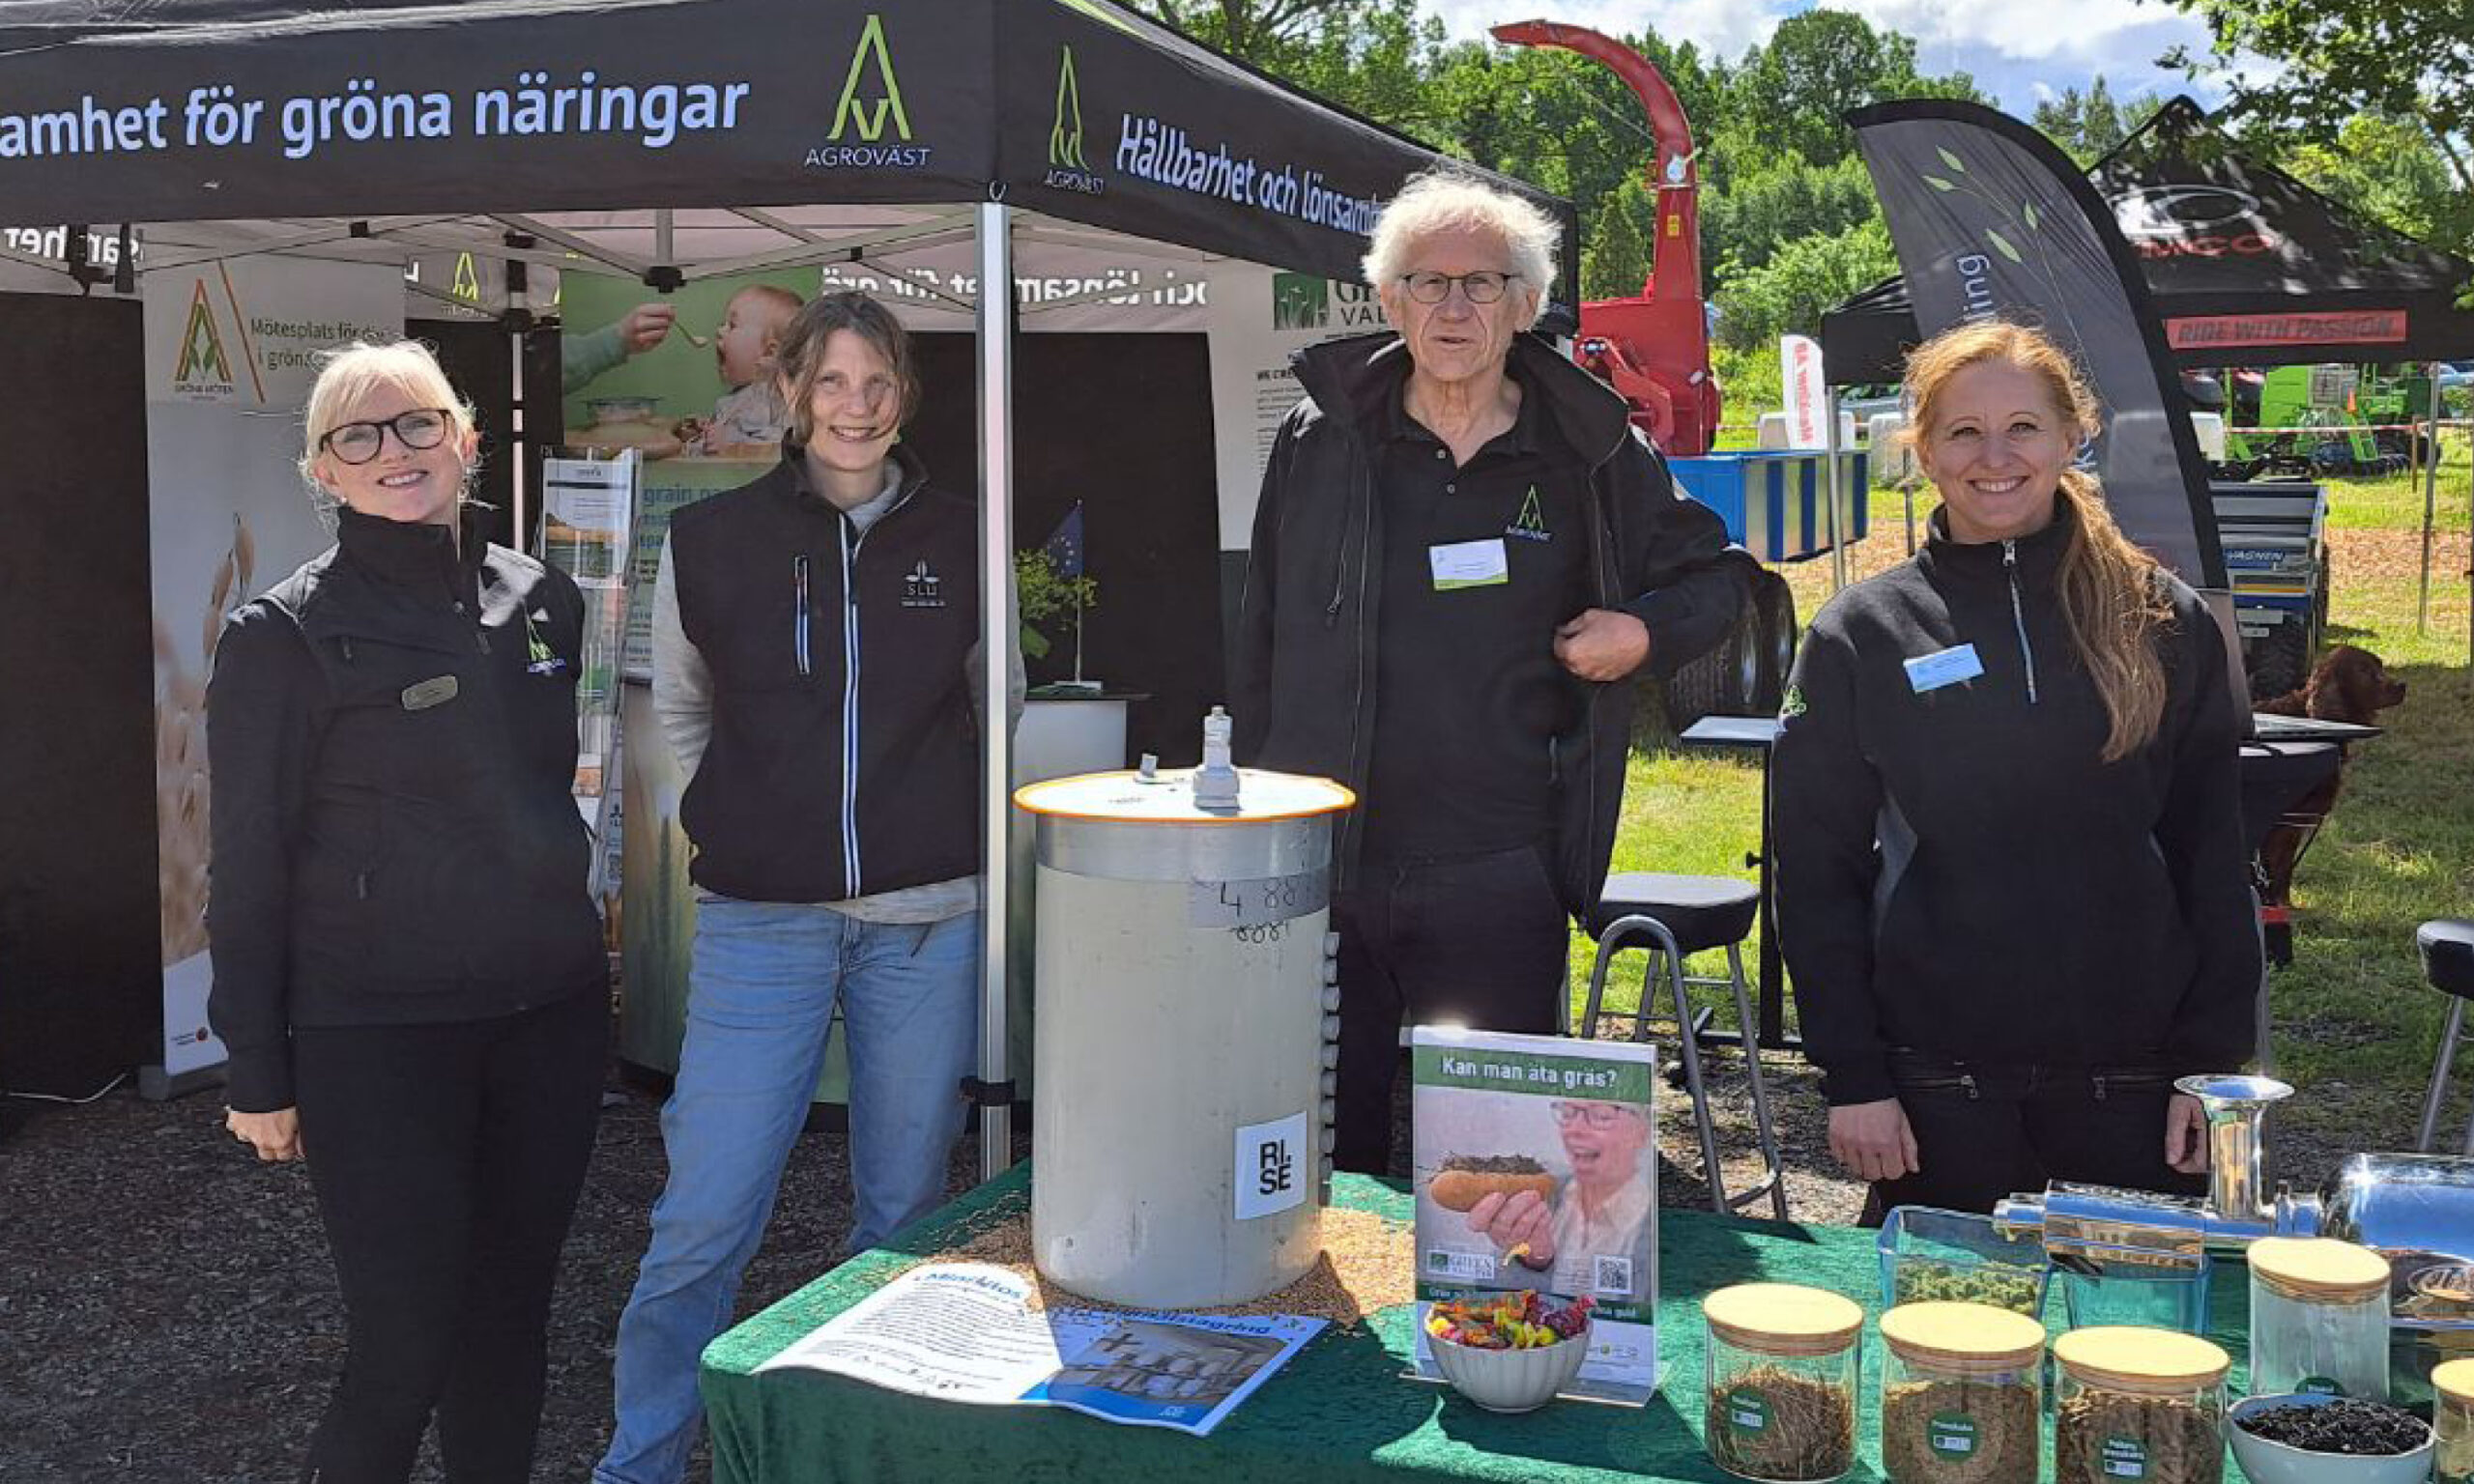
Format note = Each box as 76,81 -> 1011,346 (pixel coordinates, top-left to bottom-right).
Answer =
902,558 -> 947,609
1042,45 -> 1105,196
806,14 -> 933,170
1504,486 -> 1551,543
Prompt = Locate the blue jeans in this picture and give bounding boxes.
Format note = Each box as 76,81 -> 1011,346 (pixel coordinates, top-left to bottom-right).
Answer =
594,897 -> 980,1484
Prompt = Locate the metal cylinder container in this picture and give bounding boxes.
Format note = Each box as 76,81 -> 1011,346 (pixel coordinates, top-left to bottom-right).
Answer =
1017,763 -> 1352,1309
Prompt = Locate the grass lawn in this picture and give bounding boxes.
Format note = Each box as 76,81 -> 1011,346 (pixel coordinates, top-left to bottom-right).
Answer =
1582,432 -> 2473,1156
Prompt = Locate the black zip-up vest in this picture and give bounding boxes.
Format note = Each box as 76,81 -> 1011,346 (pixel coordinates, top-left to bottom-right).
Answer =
669,446 -> 980,902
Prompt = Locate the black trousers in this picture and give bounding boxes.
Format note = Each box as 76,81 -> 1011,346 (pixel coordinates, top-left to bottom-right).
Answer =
1331,844 -> 1569,1176
1863,1047 -> 2203,1222
290,986 -> 606,1484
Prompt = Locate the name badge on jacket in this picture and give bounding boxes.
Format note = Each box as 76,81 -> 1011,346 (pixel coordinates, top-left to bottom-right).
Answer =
1429,537 -> 1509,590
401,674 -> 460,710
1903,644 -> 1983,694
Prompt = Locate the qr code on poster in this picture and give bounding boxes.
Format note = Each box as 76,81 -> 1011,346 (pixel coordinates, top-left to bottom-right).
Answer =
1593,1254 -> 1632,1297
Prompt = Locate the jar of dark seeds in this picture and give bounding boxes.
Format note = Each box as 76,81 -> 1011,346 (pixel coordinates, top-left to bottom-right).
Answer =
2053,1327 -> 2229,1484
1703,1283 -> 1864,1483
2436,1357 -> 2474,1484
1878,1300 -> 2046,1484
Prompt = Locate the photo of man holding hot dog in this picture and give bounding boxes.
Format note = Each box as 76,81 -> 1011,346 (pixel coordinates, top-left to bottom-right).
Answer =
1463,1100 -> 1654,1301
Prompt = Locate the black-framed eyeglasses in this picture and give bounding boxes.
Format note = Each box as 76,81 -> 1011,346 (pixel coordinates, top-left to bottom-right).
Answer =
1399,271 -> 1518,305
319,408 -> 451,465
1551,1101 -> 1638,1129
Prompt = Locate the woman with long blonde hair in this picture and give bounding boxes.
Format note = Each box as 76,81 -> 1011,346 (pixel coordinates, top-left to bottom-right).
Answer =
1773,319 -> 2258,1217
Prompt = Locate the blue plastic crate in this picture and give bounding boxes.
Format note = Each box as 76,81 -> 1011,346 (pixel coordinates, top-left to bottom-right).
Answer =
1668,449 -> 1868,562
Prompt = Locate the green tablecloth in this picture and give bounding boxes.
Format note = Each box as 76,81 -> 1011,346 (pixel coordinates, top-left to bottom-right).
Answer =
701,1167 -> 2258,1484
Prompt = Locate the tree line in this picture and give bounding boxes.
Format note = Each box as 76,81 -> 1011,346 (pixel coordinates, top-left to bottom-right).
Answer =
1136,0 -> 2470,387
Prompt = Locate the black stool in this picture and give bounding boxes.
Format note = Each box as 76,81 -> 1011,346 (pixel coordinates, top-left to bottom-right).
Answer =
2415,919 -> 2474,1154
1576,872 -> 1789,1219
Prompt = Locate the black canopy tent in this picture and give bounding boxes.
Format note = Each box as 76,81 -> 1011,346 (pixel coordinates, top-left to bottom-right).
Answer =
0,0 -> 1574,1166
1823,96 -> 2474,385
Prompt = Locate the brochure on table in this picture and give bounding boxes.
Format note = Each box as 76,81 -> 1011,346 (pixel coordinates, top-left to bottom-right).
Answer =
1410,1028 -> 1661,1406
756,1263 -> 1323,1438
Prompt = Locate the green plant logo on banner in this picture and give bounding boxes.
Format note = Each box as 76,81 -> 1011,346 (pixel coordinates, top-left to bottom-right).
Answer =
830,14 -> 909,141
808,14 -> 932,170
170,277 -> 246,402
1272,272 -> 1328,330
1042,45 -> 1107,196
1050,47 -> 1086,168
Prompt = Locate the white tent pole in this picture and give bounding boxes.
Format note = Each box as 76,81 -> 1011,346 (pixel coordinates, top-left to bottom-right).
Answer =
975,200 -> 1018,1181
2419,361 -> 2440,633
1822,386 -> 1847,594
506,259 -> 529,553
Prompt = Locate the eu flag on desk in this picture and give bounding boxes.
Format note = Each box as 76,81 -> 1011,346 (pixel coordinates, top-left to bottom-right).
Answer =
1040,501 -> 1085,580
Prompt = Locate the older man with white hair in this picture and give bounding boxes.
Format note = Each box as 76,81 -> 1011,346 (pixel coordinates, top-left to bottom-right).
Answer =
1234,168 -> 1757,1175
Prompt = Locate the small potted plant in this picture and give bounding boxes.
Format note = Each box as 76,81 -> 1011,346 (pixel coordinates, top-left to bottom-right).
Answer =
1014,545 -> 1099,683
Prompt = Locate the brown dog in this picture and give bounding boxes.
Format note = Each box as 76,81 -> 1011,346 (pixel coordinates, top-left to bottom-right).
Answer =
2255,644 -> 2408,907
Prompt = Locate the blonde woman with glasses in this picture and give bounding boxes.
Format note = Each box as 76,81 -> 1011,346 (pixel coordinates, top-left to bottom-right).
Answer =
209,339 -> 609,1482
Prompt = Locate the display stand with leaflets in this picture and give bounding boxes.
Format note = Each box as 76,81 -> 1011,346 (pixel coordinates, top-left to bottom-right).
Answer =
536,451 -> 639,907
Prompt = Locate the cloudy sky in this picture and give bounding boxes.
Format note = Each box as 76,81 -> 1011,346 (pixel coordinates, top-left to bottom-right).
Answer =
1422,0 -> 2231,118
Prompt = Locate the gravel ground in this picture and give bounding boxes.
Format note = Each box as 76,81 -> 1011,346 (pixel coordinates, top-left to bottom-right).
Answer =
0,1064 -> 1001,1484
0,1036 -> 2353,1483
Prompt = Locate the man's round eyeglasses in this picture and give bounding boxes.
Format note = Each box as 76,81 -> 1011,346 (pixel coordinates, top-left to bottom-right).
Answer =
1552,1101 -> 1636,1129
320,409 -> 451,466
1399,271 -> 1518,304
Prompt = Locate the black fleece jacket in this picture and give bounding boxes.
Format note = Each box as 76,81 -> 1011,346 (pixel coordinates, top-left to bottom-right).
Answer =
206,508 -> 608,1112
1232,330 -> 1758,914
1773,502 -> 2258,1105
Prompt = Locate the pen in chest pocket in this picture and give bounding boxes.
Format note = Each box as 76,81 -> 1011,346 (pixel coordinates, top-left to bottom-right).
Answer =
793,554 -> 813,676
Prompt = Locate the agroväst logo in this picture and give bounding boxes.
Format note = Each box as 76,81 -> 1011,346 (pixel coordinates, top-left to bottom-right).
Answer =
807,13 -> 931,170
1042,44 -> 1105,196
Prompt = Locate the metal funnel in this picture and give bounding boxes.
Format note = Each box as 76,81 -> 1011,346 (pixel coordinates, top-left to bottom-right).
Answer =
2175,1073 -> 2292,1227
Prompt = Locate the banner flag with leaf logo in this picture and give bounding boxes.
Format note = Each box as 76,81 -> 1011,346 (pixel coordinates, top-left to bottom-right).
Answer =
1850,100 -> 2224,587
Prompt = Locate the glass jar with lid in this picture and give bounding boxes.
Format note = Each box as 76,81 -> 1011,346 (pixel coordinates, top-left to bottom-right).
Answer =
2434,1356 -> 2474,1484
1703,1282 -> 1864,1483
1878,1300 -> 2046,1484
2246,1236 -> 2391,1400
2053,1326 -> 2229,1484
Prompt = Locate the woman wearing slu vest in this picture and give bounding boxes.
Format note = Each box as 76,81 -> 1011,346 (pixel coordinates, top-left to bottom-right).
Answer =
209,340 -> 609,1482
1774,319 -> 2258,1220
597,292 -> 1010,1484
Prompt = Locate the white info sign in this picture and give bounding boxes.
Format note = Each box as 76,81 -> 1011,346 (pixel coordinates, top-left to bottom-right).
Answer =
1233,1111 -> 1309,1221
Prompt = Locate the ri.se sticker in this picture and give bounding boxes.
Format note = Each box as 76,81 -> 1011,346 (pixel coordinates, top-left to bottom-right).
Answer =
1234,1111 -> 1309,1220
1903,643 -> 1984,694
